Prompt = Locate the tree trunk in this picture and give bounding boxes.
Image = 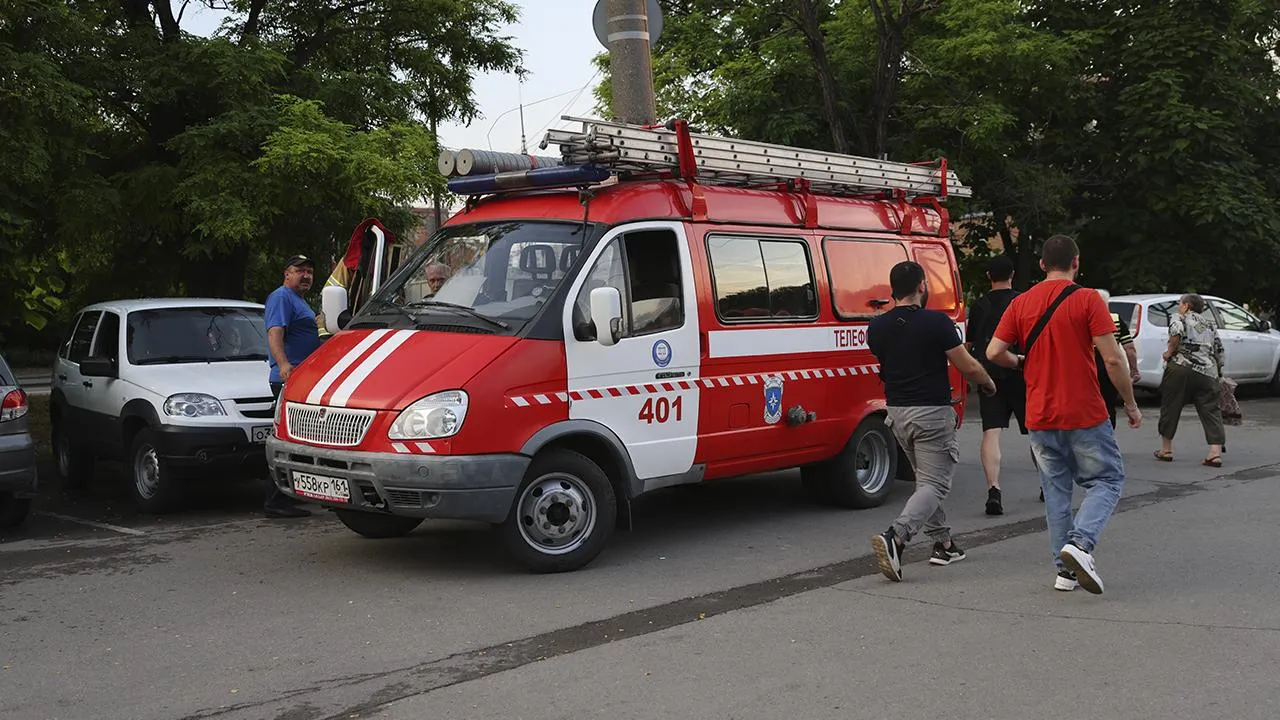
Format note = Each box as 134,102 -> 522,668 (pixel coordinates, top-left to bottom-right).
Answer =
867,0 -> 938,158
791,0 -> 850,154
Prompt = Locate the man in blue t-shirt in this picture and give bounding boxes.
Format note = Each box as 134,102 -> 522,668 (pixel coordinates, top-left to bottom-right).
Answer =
263,254 -> 321,518
866,261 -> 996,583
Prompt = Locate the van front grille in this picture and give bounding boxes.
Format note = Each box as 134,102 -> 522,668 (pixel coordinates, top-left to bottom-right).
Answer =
285,403 -> 375,447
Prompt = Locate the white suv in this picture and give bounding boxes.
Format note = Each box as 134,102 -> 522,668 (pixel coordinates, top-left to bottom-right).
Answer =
1109,293 -> 1280,394
50,299 -> 276,512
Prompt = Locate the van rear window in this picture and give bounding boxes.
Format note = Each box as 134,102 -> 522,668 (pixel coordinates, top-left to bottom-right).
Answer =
822,238 -> 908,319
913,244 -> 959,313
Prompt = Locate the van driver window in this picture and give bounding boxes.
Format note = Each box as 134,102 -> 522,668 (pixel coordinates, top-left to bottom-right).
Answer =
572,229 -> 684,340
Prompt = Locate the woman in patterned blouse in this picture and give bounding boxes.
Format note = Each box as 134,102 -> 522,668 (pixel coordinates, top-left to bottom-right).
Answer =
1154,293 -> 1226,466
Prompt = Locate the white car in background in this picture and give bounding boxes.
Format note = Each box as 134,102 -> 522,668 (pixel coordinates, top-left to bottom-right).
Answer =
1109,294 -> 1280,394
50,299 -> 277,512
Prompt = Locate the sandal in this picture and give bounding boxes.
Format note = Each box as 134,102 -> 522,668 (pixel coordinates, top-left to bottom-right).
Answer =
1203,456 -> 1222,468
1153,450 -> 1173,462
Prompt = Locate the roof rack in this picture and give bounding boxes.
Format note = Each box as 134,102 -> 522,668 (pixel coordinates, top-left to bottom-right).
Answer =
439,116 -> 970,202
541,116 -> 971,199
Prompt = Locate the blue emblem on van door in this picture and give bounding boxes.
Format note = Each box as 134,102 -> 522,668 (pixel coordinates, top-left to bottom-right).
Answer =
652,339 -> 672,368
763,375 -> 784,424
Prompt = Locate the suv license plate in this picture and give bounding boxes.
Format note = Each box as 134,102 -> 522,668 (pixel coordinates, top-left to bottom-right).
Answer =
292,472 -> 350,503
251,425 -> 272,443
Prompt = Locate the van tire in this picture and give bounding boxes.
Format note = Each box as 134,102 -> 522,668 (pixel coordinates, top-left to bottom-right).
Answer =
805,416 -> 898,509
0,493 -> 31,528
334,510 -> 423,538
53,416 -> 93,489
500,448 -> 616,573
129,428 -> 184,513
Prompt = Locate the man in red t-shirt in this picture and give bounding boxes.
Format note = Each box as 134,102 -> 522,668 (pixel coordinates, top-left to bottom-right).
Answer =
986,235 -> 1142,596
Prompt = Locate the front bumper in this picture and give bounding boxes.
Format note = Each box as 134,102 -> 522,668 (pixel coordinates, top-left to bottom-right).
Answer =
0,432 -> 38,497
265,436 -> 528,523
153,424 -> 269,471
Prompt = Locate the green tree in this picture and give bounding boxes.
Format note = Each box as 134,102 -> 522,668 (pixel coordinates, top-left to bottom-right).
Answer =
0,0 -> 523,340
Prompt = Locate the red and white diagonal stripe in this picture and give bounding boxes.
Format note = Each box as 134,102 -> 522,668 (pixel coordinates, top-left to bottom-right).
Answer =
507,364 -> 881,408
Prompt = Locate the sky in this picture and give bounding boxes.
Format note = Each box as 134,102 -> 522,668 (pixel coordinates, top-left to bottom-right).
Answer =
181,0 -> 607,154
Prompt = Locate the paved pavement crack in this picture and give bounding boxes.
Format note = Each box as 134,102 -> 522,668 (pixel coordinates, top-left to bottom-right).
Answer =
835,587 -> 1280,633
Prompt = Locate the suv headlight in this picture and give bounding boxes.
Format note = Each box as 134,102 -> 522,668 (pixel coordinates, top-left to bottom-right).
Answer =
164,393 -> 226,417
388,390 -> 468,440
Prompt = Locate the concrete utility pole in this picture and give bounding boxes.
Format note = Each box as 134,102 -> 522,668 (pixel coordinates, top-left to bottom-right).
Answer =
605,0 -> 657,125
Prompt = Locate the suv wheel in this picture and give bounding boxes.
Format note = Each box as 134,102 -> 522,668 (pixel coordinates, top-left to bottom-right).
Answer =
53,416 -> 93,489
129,428 -> 183,513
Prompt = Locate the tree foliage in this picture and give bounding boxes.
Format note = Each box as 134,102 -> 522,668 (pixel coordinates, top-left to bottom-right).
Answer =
594,0 -> 1280,306
0,0 -> 522,343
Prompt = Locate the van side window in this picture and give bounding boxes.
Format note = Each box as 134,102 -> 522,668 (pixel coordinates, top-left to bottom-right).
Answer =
67,311 -> 103,364
708,235 -> 817,322
913,244 -> 958,312
573,229 -> 684,340
823,238 -> 907,319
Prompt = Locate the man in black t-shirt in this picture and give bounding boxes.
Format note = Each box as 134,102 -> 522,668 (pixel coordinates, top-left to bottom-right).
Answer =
867,261 -> 996,583
965,255 -> 1027,516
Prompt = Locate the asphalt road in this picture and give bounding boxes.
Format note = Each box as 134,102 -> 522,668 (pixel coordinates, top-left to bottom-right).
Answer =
3,391 -> 1279,720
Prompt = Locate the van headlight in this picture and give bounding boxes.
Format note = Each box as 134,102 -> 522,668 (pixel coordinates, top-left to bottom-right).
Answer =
164,393 -> 226,417
388,390 -> 468,440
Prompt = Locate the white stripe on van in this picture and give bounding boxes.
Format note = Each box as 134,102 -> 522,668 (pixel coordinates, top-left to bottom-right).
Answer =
306,329 -> 393,405
328,330 -> 415,407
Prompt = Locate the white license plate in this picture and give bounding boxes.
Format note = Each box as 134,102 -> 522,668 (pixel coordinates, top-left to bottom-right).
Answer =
251,425 -> 272,443
292,471 -> 350,503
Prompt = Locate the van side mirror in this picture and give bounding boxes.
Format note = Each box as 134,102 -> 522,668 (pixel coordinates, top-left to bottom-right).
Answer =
80,356 -> 117,379
589,287 -> 623,346
321,285 -> 349,334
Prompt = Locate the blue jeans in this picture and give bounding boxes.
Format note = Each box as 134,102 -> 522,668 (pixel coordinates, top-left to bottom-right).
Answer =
1029,421 -> 1126,568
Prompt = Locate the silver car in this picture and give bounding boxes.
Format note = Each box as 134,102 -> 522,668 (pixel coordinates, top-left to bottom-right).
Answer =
0,352 -> 37,528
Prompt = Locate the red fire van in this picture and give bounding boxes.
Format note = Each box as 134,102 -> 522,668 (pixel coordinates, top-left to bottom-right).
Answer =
267,117 -> 972,572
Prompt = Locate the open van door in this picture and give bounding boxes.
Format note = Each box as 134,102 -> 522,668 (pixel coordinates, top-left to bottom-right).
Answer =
319,218 -> 404,336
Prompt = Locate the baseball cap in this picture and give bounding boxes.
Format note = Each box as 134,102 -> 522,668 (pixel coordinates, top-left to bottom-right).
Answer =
285,254 -> 315,269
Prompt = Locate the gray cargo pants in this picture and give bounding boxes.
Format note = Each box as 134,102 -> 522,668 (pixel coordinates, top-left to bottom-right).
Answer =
885,405 -> 958,544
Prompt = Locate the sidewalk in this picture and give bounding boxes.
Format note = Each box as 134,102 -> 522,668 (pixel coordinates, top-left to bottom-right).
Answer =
374,468 -> 1280,720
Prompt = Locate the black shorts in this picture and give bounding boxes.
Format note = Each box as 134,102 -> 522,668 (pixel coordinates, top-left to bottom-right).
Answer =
978,376 -> 1028,434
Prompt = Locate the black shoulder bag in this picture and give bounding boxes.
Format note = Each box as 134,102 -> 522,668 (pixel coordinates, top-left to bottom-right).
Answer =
1021,283 -> 1083,367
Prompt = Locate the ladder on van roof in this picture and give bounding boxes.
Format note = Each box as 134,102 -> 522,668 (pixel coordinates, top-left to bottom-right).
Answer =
438,115 -> 970,202
541,116 -> 972,200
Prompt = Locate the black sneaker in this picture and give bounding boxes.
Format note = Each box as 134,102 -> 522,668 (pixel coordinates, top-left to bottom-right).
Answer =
871,528 -> 903,582
929,540 -> 967,566
985,487 -> 1004,516
1054,569 -> 1079,591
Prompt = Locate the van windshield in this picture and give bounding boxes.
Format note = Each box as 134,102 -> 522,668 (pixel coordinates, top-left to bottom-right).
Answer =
360,220 -> 593,332
127,307 -> 268,365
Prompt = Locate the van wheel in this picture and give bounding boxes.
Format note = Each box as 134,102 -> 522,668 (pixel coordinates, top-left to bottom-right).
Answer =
129,428 -> 183,513
0,493 -> 32,528
500,449 -> 616,573
334,510 -> 423,538
53,417 -> 93,489
803,416 -> 898,509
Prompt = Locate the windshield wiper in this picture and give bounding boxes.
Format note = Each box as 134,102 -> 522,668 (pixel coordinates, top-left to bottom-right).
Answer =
367,297 -> 421,326
134,355 -> 217,365
404,299 -> 510,330
223,353 -> 269,361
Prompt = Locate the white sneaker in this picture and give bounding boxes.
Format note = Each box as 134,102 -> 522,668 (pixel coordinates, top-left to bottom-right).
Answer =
1054,570 -> 1079,591
1059,543 -> 1104,594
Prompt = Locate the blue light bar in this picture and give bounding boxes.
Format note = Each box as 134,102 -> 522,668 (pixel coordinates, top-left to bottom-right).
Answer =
447,164 -> 611,195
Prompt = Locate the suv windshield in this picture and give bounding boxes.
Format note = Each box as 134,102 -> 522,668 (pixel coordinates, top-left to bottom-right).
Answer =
127,307 -> 268,365
359,220 -> 593,332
